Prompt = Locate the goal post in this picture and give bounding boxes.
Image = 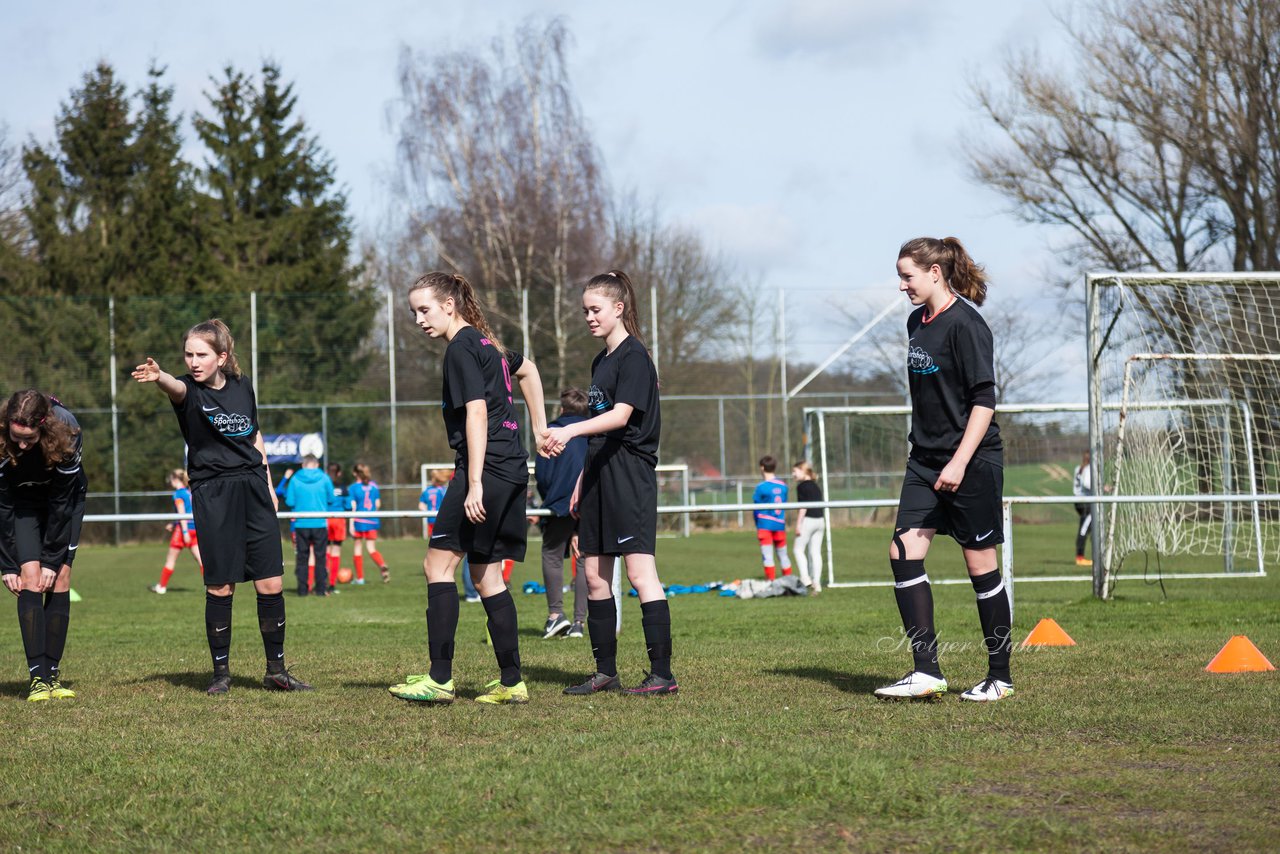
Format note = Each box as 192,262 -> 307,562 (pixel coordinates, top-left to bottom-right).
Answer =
1088,273 -> 1280,597
804,402 -> 1099,588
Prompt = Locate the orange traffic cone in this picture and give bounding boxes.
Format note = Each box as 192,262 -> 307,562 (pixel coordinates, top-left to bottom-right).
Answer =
1205,635 -> 1275,673
1021,618 -> 1076,648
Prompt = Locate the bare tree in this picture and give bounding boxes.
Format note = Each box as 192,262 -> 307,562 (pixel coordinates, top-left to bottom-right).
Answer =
967,0 -> 1280,275
609,195 -> 744,376
391,17 -> 606,388
0,124 -> 27,248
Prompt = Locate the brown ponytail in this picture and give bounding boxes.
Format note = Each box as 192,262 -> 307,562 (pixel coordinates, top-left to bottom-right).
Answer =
408,271 -> 508,357
584,269 -> 646,347
184,319 -> 242,378
353,463 -> 372,484
898,237 -> 989,306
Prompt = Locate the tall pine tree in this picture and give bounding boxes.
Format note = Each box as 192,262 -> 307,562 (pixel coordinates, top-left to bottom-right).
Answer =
195,62 -> 373,407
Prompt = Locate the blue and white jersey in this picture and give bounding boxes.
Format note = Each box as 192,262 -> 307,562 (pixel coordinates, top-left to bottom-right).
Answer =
173,487 -> 195,533
349,480 -> 380,531
752,478 -> 788,531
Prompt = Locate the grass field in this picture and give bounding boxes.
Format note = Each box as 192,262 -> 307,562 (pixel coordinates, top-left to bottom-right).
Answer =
3,524 -> 1278,852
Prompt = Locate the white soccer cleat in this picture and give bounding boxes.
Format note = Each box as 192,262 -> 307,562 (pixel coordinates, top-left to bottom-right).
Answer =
149,584 -> 166,595
874,671 -> 948,700
960,677 -> 1014,702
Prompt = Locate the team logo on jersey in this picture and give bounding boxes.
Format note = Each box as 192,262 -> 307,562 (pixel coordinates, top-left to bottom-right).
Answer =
907,340 -> 939,375
207,412 -> 255,437
587,385 -> 611,414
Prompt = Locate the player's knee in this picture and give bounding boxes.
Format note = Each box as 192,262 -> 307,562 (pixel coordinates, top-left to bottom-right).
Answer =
889,527 -> 911,561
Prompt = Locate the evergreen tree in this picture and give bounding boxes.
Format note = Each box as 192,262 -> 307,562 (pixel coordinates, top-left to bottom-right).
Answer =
195,62 -> 374,408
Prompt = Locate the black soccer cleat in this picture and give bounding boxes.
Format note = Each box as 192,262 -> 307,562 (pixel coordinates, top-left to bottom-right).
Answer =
263,668 -> 314,691
624,671 -> 678,696
207,673 -> 232,695
563,672 -> 622,695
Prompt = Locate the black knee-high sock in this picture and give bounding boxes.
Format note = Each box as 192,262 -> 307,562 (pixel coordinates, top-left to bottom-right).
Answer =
257,592 -> 286,671
482,588 -> 522,687
640,598 -> 673,680
43,590 -> 71,680
971,570 -> 1013,683
205,591 -> 233,674
18,590 -> 46,682
426,582 -> 459,683
891,559 -> 942,678
586,597 -> 618,678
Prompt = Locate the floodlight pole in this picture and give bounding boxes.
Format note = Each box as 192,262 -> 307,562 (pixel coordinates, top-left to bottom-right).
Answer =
779,288 -> 790,469
788,298 -> 900,399
388,288 -> 398,488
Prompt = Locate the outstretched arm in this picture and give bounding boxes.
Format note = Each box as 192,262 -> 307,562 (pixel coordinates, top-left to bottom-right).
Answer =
132,357 -> 187,405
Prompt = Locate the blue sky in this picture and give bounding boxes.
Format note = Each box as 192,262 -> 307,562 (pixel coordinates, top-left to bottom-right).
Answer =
2,0 -> 1086,396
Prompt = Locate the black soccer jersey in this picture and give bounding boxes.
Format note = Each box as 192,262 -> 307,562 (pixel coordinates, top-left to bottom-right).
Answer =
441,325 -> 528,484
586,335 -> 661,466
905,299 -> 1002,465
172,374 -> 265,484
0,402 -> 87,570
796,479 -> 825,521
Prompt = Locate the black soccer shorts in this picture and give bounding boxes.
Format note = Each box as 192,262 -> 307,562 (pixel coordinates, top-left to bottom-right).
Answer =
577,441 -> 658,557
895,455 -> 1004,549
192,470 -> 284,585
430,468 -> 529,565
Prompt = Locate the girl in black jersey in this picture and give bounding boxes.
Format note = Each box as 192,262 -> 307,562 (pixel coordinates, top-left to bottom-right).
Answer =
0,390 -> 87,702
391,272 -> 548,705
543,270 -> 676,696
874,237 -> 1013,703
133,319 -> 311,695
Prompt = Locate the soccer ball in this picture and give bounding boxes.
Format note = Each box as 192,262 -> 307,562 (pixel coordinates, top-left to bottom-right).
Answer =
337,567 -> 353,584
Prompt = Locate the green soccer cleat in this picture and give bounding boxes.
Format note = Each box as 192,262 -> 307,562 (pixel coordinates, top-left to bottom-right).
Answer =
389,674 -> 455,704
27,678 -> 52,703
874,671 -> 948,701
48,678 -> 76,699
475,679 -> 528,705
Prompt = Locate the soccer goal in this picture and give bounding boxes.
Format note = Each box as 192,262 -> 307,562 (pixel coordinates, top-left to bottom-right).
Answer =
419,461 -> 692,538
1088,273 -> 1280,597
804,402 -> 1097,588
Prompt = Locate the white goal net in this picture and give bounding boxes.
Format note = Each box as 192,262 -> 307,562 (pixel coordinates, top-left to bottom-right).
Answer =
1088,274 -> 1280,595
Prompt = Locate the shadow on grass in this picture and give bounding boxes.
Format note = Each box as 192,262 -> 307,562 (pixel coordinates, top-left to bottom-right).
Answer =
521,663 -> 590,688
1,680 -> 33,698
767,667 -> 885,695
137,671 -> 262,691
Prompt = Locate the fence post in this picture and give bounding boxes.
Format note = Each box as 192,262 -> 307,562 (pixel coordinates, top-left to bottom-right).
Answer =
717,397 -> 726,482
321,404 -> 328,470
779,288 -> 790,470
109,296 -> 121,545
387,288 -> 398,501
250,291 -> 258,393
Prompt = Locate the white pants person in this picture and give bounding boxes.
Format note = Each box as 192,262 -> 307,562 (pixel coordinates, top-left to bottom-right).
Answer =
793,516 -> 826,591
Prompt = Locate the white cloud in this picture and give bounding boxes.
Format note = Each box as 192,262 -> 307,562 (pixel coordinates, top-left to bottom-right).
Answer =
681,201 -> 801,270
754,0 -> 937,65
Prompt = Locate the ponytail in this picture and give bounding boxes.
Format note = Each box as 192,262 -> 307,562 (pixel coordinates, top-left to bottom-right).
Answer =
184,319 -> 242,378
898,237 -> 989,306
584,269 -> 646,348
353,463 -> 372,484
408,271 -> 508,357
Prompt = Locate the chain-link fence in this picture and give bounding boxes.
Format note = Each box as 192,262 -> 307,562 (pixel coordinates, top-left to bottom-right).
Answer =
2,291 -> 923,544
